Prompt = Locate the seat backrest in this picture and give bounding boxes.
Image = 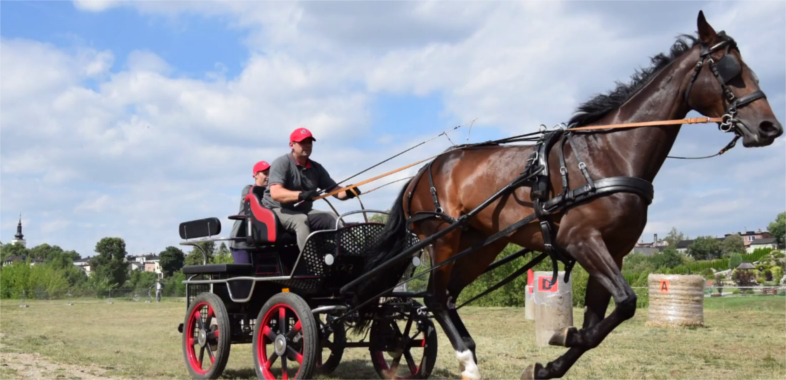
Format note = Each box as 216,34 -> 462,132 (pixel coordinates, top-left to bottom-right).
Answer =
179,218 -> 221,240
244,190 -> 278,244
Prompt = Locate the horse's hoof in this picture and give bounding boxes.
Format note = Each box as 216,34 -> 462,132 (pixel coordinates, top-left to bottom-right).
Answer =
520,363 -> 543,380
548,326 -> 577,347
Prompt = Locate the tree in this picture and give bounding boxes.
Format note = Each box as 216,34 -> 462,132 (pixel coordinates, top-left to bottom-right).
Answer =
729,253 -> 742,270
652,247 -> 683,269
768,212 -> 786,247
714,273 -> 724,295
369,213 -> 389,224
0,243 -> 28,265
185,242 -> 214,266
159,246 -> 185,277
687,236 -> 722,260
91,238 -> 129,288
721,234 -> 746,257
664,227 -> 686,247
212,243 -> 233,264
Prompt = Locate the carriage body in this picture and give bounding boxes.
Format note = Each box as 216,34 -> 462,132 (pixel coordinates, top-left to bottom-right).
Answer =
177,195 -> 435,380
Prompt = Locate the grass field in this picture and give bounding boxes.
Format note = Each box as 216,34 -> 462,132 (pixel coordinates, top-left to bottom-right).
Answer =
1,296 -> 784,379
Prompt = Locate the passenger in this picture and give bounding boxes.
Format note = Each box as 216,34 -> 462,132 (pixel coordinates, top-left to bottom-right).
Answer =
229,160 -> 270,264
263,127 -> 361,252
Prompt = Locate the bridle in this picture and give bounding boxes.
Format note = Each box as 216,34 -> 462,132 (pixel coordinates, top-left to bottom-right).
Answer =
684,31 -> 767,135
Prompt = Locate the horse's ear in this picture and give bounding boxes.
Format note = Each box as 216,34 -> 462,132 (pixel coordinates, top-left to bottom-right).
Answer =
697,10 -> 717,44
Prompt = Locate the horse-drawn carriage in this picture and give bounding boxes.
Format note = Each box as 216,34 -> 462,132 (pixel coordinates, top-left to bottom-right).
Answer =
176,190 -> 437,380
175,12 -> 783,380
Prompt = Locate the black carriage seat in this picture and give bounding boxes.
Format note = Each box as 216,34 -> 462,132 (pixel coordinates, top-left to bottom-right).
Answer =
244,187 -> 298,246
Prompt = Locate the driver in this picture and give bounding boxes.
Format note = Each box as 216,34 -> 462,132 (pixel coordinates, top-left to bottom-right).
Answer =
263,127 -> 361,251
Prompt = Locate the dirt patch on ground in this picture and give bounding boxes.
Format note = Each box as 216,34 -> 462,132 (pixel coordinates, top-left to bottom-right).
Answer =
0,350 -> 118,380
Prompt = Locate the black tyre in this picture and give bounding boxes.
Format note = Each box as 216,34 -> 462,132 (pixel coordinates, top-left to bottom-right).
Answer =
252,292 -> 319,380
316,313 -> 346,374
370,303 -> 438,379
182,293 -> 231,379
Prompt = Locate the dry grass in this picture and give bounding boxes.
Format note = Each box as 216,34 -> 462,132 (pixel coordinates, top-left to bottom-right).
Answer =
1,297 -> 784,379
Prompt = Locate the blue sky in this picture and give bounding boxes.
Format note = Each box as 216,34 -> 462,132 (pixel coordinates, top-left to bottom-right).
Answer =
1,1 -> 784,258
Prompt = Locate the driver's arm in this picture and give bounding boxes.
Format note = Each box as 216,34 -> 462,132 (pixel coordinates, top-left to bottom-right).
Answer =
270,184 -> 302,203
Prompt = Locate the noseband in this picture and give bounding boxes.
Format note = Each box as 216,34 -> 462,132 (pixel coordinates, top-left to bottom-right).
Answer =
684,32 -> 767,134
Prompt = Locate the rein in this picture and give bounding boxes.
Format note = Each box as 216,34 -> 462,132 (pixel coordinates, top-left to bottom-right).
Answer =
311,116 -> 736,200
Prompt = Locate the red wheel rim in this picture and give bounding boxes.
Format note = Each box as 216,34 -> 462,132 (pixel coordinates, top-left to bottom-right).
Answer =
185,302 -> 220,375
257,303 -> 304,380
372,321 -> 428,379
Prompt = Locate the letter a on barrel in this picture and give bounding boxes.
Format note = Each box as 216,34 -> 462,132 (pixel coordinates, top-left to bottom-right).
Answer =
659,280 -> 670,294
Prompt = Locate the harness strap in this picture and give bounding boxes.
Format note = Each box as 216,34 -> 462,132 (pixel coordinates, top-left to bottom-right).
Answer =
566,133 -> 595,190
543,177 -> 655,212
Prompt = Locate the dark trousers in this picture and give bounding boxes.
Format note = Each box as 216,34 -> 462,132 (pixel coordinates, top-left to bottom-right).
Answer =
230,248 -> 252,264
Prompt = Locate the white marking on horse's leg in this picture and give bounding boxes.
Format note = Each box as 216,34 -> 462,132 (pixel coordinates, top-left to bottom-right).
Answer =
456,350 -> 481,380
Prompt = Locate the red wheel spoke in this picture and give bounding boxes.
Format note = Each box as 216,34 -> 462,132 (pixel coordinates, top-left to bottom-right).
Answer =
206,344 -> 215,363
207,331 -> 219,342
404,350 -> 418,375
402,318 -> 414,338
195,312 -> 206,331
265,353 -> 278,370
198,346 -> 205,367
390,352 -> 403,377
286,347 -> 303,364
408,339 -> 424,347
286,320 -> 301,340
262,325 -> 276,342
281,353 -> 288,380
279,307 -> 287,334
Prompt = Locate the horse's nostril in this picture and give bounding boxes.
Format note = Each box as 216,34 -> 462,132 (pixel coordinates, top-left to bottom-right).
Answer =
759,120 -> 783,138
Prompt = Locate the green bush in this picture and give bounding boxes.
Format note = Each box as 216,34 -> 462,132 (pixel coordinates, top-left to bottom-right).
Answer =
700,268 -> 715,280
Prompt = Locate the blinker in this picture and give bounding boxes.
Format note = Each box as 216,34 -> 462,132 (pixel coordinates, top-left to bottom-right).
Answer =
715,54 -> 741,84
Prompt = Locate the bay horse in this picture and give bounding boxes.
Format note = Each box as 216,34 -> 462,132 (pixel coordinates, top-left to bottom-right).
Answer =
357,11 -> 782,380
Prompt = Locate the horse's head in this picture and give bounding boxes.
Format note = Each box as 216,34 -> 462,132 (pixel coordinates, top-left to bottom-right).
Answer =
685,11 -> 782,147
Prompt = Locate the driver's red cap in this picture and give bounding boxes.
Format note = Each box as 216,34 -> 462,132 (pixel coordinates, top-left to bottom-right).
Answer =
290,127 -> 316,143
253,161 -> 270,176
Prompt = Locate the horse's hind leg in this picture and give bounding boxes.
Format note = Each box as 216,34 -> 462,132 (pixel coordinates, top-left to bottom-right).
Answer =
421,232 -> 482,380
447,232 -> 509,364
522,235 -> 636,380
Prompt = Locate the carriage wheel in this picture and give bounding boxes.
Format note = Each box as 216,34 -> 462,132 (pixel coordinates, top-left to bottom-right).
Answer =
369,308 -> 438,379
253,292 -> 318,380
316,313 -> 346,374
182,293 -> 231,379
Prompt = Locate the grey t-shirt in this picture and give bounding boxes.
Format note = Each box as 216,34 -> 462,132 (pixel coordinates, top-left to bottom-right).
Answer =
262,153 -> 338,211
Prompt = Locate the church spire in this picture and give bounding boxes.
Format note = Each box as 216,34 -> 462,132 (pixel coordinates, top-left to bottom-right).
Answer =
14,214 -> 24,240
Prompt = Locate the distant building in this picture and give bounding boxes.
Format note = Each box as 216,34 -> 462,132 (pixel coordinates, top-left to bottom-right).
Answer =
128,254 -> 162,277
11,214 -> 26,247
747,238 -> 778,253
726,230 -> 773,248
3,255 -> 26,266
635,233 -> 668,249
73,258 -> 92,276
631,246 -> 665,256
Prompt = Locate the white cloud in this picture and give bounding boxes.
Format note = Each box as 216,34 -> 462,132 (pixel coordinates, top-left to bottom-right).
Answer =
1,1 -> 783,256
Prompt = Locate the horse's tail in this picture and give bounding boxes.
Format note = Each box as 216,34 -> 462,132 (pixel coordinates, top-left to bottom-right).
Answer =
350,182 -> 414,333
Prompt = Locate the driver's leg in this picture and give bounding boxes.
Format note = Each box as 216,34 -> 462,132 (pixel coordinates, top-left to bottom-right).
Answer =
306,209 -> 338,231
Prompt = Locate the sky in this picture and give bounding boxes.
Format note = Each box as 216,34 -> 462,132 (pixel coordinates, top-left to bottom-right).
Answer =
1,1 -> 784,259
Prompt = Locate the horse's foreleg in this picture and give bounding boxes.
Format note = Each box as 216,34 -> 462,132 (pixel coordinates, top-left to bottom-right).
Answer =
522,236 -> 635,380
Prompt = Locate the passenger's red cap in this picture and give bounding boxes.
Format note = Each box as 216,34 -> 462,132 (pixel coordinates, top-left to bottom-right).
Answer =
290,127 -> 316,143
253,161 -> 270,176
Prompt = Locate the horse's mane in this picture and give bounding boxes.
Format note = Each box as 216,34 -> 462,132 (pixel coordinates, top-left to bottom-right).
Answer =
569,34 -> 700,127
